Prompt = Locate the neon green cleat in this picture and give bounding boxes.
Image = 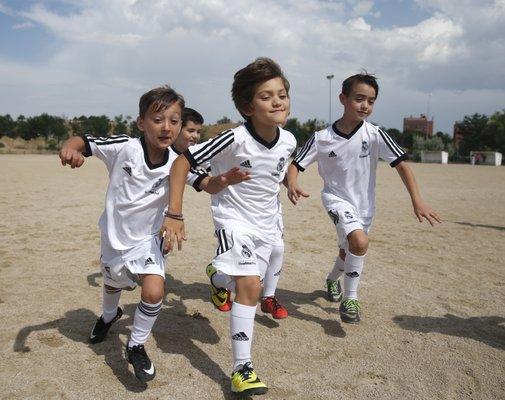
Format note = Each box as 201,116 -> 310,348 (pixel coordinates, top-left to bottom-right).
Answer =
231,362 -> 267,397
206,264 -> 232,311
339,298 -> 361,324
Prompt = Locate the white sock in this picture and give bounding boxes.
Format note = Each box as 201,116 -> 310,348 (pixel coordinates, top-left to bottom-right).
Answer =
327,255 -> 345,281
211,269 -> 235,292
129,299 -> 162,347
230,302 -> 256,371
262,244 -> 284,298
343,252 -> 366,300
102,286 -> 122,323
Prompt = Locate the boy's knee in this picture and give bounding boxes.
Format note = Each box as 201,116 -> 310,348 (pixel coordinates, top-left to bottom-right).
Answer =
140,275 -> 165,304
347,230 -> 369,255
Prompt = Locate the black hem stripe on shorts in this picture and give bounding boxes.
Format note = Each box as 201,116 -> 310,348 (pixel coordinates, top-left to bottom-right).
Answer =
390,153 -> 408,167
140,136 -> 169,170
244,121 -> 280,149
331,120 -> 364,140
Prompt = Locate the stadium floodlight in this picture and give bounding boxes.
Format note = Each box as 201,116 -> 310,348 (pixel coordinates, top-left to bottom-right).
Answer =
326,74 -> 334,125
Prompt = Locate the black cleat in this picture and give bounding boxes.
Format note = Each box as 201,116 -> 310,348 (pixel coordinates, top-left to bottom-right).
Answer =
339,299 -> 361,324
89,307 -> 123,344
126,342 -> 156,383
326,279 -> 343,303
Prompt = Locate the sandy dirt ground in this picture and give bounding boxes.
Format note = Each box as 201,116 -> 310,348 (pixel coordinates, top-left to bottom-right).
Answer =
0,154 -> 504,400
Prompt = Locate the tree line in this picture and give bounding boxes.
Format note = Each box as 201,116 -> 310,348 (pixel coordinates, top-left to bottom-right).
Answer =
0,111 -> 504,160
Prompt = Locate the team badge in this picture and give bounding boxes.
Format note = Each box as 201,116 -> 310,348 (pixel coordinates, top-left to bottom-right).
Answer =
359,141 -> 370,158
146,177 -> 165,194
276,157 -> 286,172
241,245 -> 252,258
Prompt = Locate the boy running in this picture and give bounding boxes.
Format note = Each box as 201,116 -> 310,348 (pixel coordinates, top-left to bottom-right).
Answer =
287,73 -> 441,324
163,58 -> 296,397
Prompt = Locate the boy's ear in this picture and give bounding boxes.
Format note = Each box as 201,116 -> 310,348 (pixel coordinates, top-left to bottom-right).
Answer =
241,103 -> 254,117
136,116 -> 145,132
339,93 -> 346,106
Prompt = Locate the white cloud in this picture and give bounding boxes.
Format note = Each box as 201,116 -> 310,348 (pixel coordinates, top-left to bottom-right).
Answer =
12,21 -> 34,30
0,0 -> 503,133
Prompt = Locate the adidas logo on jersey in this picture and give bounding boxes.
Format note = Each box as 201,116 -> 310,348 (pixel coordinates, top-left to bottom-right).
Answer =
144,257 -> 155,266
273,268 -> 282,277
240,160 -> 252,168
123,166 -> 132,176
328,151 -> 337,158
231,332 -> 250,341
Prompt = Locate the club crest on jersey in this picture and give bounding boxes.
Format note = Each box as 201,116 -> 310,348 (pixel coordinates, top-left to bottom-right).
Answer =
241,245 -> 252,258
359,141 -> 370,158
271,156 -> 286,177
145,177 -> 165,194
344,211 -> 353,219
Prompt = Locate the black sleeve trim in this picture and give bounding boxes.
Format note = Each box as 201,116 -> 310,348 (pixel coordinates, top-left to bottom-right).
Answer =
291,160 -> 305,172
192,173 -> 208,192
390,153 -> 408,167
80,134 -> 92,157
183,149 -> 198,168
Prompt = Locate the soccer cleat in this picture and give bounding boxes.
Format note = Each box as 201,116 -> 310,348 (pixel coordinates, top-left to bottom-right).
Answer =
339,299 -> 361,324
125,342 -> 156,383
326,279 -> 343,303
206,263 -> 232,311
260,296 -> 288,319
231,362 -> 268,397
89,307 -> 123,344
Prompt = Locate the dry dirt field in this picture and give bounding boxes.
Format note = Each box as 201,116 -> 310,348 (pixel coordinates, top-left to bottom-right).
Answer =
0,154 -> 504,400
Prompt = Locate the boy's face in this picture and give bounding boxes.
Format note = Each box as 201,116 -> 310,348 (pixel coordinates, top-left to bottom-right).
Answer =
339,82 -> 376,122
243,77 -> 290,128
137,102 -> 182,152
174,120 -> 202,151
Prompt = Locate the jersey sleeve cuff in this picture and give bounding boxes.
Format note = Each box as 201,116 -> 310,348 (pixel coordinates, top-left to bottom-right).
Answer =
80,134 -> 93,157
390,153 -> 408,167
183,149 -> 198,168
192,173 -> 208,192
291,160 -> 305,172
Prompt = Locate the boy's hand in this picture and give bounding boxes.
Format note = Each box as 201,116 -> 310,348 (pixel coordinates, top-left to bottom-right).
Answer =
160,217 -> 187,253
215,167 -> 251,188
59,146 -> 85,168
413,201 -> 442,226
287,184 -> 309,205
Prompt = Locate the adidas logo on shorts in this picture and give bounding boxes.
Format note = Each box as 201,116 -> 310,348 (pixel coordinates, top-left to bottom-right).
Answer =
328,151 -> 337,158
123,166 -> 132,176
231,332 -> 249,341
144,257 -> 155,266
240,160 -> 252,168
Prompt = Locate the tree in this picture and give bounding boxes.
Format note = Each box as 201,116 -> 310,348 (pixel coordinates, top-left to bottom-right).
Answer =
0,114 -> 16,137
216,116 -> 232,124
113,114 -> 128,135
412,136 -> 445,161
81,115 -> 111,137
455,113 -> 489,156
129,119 -> 142,137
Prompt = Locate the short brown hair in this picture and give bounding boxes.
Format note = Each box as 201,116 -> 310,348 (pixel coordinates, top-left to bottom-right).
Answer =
232,57 -> 290,119
139,85 -> 185,117
342,72 -> 379,98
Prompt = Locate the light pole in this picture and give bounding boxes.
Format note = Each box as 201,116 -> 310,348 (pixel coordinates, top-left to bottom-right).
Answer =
326,74 -> 334,125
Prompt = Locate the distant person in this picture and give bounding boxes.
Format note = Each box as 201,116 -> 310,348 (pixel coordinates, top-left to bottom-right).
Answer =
162,57 -> 296,397
470,154 -> 476,165
58,87 -> 245,384
286,72 -> 442,324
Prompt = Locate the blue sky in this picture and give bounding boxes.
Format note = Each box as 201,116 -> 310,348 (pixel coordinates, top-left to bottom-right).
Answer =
1,0 -> 504,134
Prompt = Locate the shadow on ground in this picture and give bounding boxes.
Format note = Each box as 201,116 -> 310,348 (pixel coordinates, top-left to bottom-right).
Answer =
393,313 -> 505,350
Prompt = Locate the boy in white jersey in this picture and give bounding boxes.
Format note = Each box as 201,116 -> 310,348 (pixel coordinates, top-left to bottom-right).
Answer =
58,88 -> 241,384
163,58 -> 296,397
287,73 -> 441,324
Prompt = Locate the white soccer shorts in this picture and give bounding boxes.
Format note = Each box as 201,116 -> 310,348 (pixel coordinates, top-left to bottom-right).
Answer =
100,234 -> 167,289
327,202 -> 373,251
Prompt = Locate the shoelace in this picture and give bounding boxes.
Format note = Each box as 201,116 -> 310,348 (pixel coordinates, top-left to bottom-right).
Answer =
238,362 -> 254,380
328,281 -> 339,294
271,298 -> 284,311
343,299 -> 360,312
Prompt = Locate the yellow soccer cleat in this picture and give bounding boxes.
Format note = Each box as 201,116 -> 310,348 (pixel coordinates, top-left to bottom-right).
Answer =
206,263 -> 232,310
231,362 -> 267,397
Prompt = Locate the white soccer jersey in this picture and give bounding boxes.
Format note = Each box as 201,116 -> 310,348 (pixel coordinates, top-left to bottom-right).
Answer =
82,135 -> 205,253
184,123 -> 297,241
293,120 -> 407,217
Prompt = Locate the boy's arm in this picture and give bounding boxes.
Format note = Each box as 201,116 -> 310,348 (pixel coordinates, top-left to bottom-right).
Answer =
59,136 -> 86,168
199,167 -> 251,194
161,154 -> 191,253
286,163 -> 309,205
395,161 -> 442,226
